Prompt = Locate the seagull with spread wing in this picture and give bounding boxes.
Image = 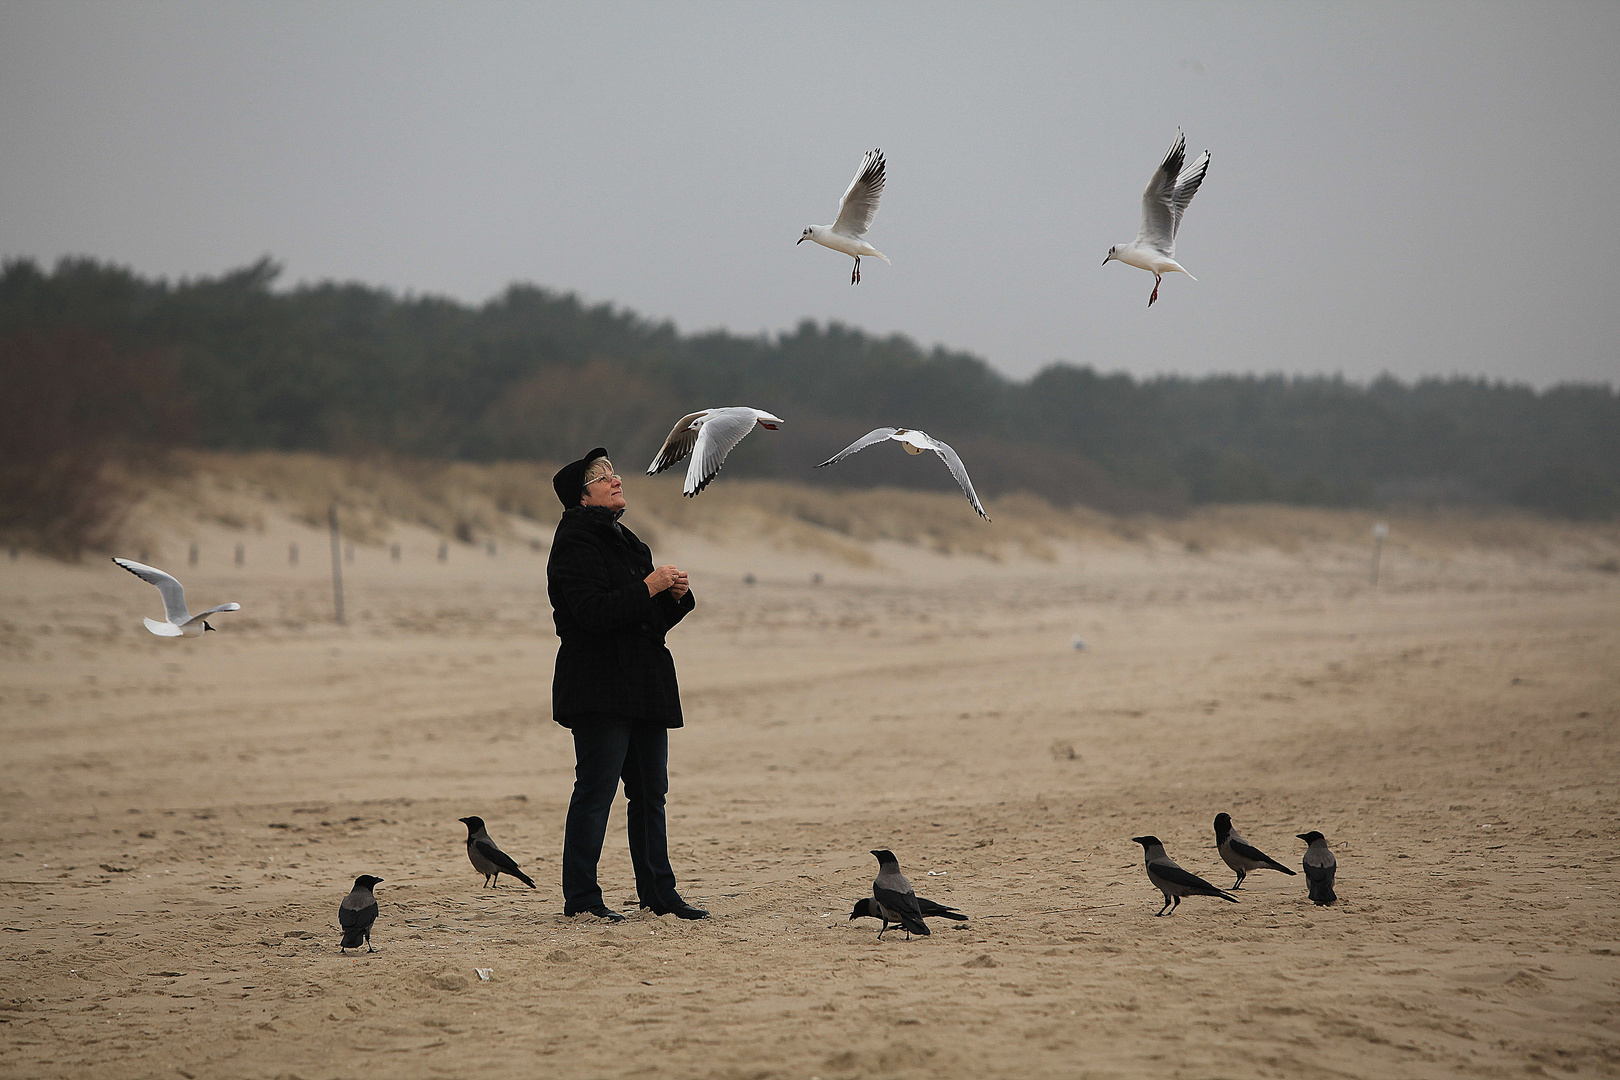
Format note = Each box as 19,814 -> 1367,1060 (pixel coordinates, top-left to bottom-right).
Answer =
815,428 -> 989,520
647,408 -> 784,497
799,147 -> 890,283
112,557 -> 241,637
1103,130 -> 1210,306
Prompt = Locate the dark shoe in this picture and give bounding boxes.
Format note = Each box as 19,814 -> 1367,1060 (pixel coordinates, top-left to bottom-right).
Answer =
639,899 -> 709,920
567,904 -> 624,923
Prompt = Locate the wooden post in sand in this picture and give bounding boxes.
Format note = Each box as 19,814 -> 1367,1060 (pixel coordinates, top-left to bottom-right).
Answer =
329,503 -> 346,625
1371,521 -> 1388,586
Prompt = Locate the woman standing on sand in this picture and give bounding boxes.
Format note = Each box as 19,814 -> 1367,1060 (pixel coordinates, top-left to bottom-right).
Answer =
546,447 -> 708,921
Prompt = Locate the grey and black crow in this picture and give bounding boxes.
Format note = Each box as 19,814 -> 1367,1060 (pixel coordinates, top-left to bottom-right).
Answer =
868,849 -> 930,939
1298,831 -> 1337,905
1214,813 -> 1298,890
1131,836 -> 1238,916
459,816 -> 536,889
339,874 -> 382,952
848,893 -> 968,933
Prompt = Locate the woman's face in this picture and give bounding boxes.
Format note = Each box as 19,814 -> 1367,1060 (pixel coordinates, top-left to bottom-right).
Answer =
580,463 -> 626,510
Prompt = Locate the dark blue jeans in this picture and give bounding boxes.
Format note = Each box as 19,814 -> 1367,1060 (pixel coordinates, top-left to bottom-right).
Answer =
562,717 -> 679,913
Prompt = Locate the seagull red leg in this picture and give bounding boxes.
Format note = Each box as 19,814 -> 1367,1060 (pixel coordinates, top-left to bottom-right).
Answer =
1148,275 -> 1161,307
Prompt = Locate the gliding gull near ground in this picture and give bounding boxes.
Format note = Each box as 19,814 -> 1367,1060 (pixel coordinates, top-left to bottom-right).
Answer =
112,557 -> 241,637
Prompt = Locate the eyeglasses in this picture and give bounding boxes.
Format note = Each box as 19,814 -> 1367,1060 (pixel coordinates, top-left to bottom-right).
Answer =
584,473 -> 622,487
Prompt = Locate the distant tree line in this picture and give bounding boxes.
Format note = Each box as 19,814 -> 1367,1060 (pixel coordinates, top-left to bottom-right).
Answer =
2,256 -> 1616,538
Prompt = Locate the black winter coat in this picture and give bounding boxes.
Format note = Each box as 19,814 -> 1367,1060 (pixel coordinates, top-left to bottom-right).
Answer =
547,506 -> 695,728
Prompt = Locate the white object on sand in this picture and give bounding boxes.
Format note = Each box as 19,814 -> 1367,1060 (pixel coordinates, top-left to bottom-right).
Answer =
112,557 -> 241,637
647,408 -> 785,497
798,148 -> 890,284
814,428 -> 989,521
1103,129 -> 1209,306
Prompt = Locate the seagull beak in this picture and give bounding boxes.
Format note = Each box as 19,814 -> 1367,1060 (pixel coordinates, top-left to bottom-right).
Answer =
1102,254 -> 1111,265
796,236 -> 806,244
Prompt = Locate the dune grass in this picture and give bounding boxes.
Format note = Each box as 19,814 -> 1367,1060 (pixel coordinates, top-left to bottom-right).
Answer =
88,449 -> 1620,569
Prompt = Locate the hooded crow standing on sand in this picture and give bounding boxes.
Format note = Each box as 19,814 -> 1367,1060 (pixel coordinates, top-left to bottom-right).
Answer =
1214,813 -> 1298,890
868,849 -> 930,939
1131,836 -> 1238,916
459,816 -> 536,889
849,888 -> 968,933
339,875 -> 382,953
1298,831 -> 1338,905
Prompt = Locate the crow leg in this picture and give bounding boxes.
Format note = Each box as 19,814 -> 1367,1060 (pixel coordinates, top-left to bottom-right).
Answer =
1232,871 -> 1245,890
1155,896 -> 1173,917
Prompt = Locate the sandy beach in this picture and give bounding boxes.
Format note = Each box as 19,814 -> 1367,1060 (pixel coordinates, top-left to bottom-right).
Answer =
2,461 -> 1618,1079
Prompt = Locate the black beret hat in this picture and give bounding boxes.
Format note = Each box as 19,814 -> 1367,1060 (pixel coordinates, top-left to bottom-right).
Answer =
553,447 -> 609,508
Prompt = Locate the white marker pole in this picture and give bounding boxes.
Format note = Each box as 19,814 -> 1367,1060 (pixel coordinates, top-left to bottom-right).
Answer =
329,503 -> 346,625
1371,521 -> 1388,586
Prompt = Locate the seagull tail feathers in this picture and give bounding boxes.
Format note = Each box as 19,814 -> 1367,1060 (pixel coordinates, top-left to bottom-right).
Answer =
143,617 -> 183,637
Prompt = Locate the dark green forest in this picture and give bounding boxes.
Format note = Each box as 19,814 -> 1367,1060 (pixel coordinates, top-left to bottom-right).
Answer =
4,256 -> 1617,535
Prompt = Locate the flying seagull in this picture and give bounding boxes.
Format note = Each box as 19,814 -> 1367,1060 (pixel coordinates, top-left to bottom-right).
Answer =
459,816 -> 536,889
1298,831 -> 1337,905
1213,813 -> 1297,890
647,407 -> 784,497
815,428 -> 989,520
112,557 -> 241,637
1103,130 -> 1210,306
338,874 -> 382,953
799,148 -> 890,284
1131,835 -> 1238,916
868,849 -> 930,940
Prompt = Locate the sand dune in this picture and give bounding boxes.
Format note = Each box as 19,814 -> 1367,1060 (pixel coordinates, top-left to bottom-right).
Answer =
1,453 -> 1618,1078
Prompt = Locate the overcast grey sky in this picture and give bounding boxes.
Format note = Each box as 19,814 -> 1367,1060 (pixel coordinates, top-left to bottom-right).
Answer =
2,1 -> 1616,387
